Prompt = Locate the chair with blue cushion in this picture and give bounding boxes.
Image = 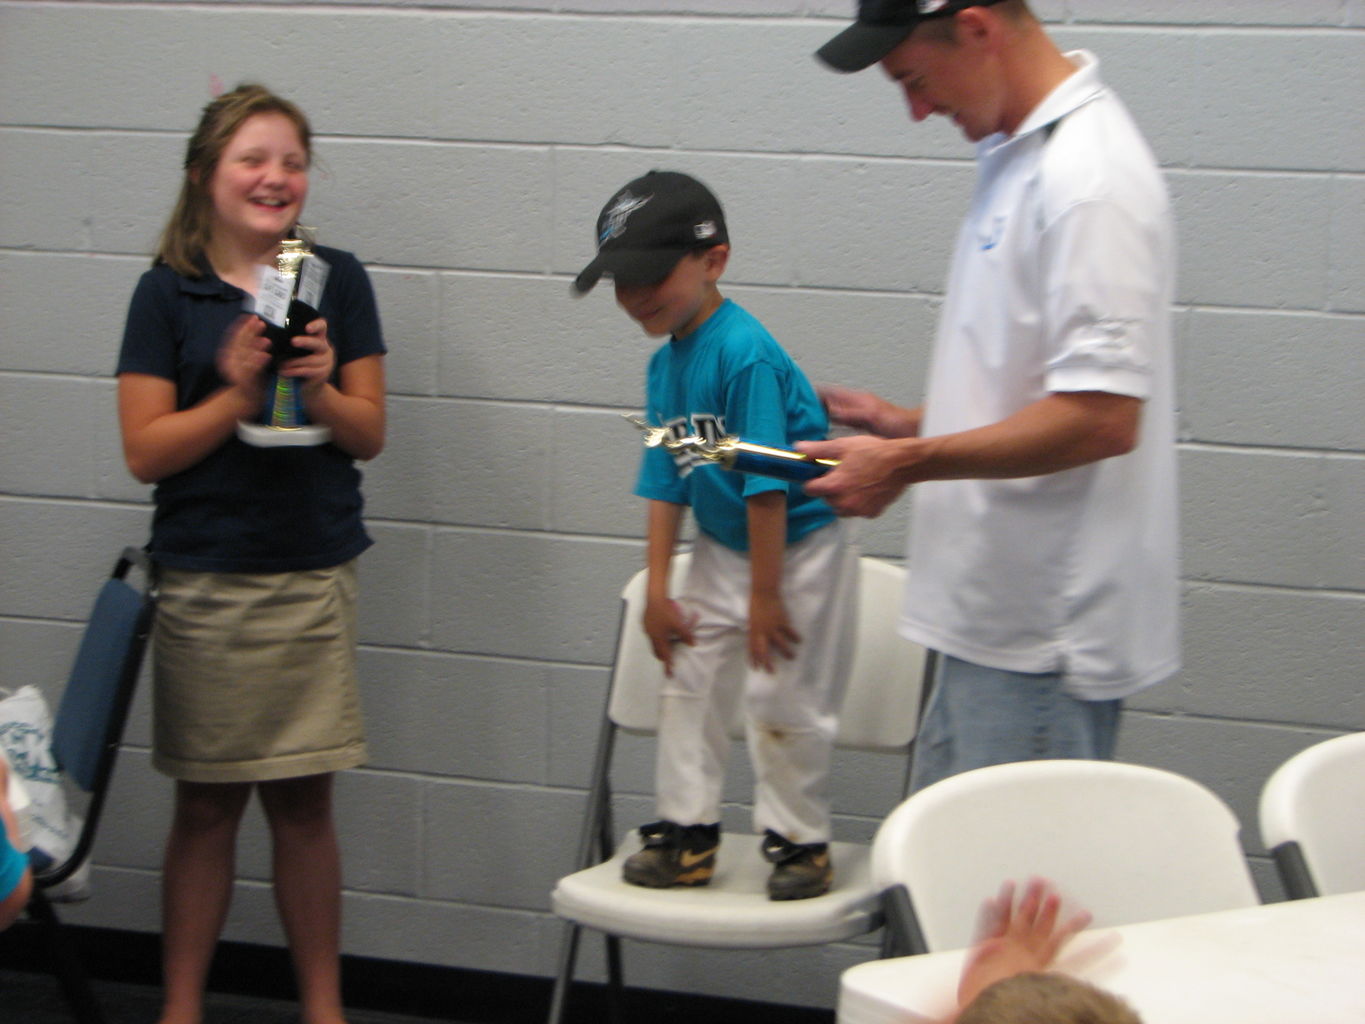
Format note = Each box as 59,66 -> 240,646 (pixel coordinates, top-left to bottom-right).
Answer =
26,547 -> 157,1024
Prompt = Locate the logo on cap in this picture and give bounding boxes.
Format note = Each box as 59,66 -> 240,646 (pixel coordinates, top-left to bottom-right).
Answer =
918,0 -> 950,12
600,192 -> 651,246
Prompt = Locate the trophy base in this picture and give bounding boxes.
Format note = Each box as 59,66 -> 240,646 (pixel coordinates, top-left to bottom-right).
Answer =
236,421 -> 332,447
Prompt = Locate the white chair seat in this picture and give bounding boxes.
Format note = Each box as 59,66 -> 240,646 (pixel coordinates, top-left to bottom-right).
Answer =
552,833 -> 878,948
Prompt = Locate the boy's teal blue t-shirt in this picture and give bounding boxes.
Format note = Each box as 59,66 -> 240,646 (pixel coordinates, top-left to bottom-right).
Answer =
0,828 -> 26,901
634,299 -> 836,552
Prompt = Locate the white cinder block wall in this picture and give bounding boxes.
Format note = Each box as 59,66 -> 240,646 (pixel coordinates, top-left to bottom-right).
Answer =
1,0 -> 1361,1010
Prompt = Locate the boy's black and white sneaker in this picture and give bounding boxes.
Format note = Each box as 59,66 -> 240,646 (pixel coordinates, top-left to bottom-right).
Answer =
622,820 -> 720,888
761,829 -> 832,901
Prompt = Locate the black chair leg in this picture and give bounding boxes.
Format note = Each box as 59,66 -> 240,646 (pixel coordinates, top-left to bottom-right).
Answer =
604,933 -> 625,1024
546,919 -> 582,1024
29,889 -> 107,1024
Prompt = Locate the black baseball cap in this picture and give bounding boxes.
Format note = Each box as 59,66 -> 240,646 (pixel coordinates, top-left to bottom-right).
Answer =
572,170 -> 728,295
816,0 -> 1008,73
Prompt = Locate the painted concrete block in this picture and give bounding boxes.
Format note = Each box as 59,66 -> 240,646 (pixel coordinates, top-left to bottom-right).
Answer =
1170,170 -> 1331,310
1131,584 -> 1365,729
0,619 -> 82,703
436,271 -> 645,407
791,156 -> 971,293
356,522 -> 432,648
1181,448 -> 1364,590
1060,26 -> 1363,171
305,141 -> 555,272
368,268 -> 441,398
0,253 -> 145,375
545,406 -> 646,539
363,397 -> 553,528
545,661 -> 610,790
342,892 -> 543,972
1068,1 -> 1346,26
0,375 -> 100,499
430,530 -> 641,663
1179,308 -> 1365,450
334,769 -> 425,896
421,779 -> 580,909
0,7 -> 210,130
356,647 -> 551,783
1327,176 -> 1365,312
94,380 -> 154,505
61,865 -> 162,934
423,15 -> 675,148
0,500 -> 152,619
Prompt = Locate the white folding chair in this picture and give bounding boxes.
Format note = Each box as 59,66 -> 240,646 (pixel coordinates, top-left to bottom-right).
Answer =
871,759 -> 1260,954
547,554 -> 928,1024
1259,731 -> 1365,899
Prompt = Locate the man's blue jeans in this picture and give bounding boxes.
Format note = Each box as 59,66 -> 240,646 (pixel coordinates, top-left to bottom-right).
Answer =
908,654 -> 1122,794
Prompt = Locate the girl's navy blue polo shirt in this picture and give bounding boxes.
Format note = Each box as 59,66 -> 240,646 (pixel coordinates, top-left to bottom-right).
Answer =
116,246 -> 385,573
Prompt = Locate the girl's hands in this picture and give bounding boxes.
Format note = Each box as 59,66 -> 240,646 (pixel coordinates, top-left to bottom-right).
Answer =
215,314 -> 272,392
279,316 -> 336,393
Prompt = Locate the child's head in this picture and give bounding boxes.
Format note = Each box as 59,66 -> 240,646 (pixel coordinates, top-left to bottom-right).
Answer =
955,972 -> 1142,1024
573,171 -> 730,339
157,83 -> 312,276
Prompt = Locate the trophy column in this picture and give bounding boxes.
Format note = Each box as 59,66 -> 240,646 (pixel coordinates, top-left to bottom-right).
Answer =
237,236 -> 332,448
623,414 -> 838,482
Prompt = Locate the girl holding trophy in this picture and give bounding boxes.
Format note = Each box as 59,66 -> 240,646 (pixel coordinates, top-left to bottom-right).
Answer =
116,84 -> 385,1024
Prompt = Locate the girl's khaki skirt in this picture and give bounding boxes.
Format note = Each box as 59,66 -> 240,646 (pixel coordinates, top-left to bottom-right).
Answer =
152,561 -> 367,783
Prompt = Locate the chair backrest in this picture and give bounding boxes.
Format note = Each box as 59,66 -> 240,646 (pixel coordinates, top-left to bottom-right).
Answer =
1259,731 -> 1365,899
607,555 -> 923,752
42,548 -> 155,886
872,759 -> 1260,951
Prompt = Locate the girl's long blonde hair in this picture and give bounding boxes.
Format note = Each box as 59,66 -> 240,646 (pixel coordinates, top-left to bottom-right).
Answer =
155,83 -> 311,277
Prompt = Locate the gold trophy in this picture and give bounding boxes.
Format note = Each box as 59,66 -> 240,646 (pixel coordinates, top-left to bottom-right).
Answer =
624,414 -> 838,482
236,234 -> 332,447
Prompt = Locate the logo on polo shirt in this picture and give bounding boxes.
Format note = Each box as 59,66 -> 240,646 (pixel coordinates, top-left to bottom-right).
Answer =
979,214 -> 1006,251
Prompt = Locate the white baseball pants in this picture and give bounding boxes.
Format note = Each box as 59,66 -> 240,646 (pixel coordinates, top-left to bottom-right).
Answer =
654,520 -> 857,844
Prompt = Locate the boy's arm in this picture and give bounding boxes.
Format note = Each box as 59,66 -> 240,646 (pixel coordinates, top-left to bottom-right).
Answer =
747,490 -> 800,672
643,499 -> 696,676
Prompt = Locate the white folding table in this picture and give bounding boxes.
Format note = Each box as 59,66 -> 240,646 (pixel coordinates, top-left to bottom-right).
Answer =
839,890 -> 1365,1024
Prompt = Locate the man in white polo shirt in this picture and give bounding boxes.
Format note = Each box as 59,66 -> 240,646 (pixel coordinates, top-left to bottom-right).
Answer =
801,0 -> 1180,791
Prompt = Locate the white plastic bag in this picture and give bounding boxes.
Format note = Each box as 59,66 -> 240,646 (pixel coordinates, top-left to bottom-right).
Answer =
0,685 -> 90,900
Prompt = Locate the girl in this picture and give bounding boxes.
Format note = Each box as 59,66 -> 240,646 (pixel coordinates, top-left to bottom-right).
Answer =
116,84 -> 385,1024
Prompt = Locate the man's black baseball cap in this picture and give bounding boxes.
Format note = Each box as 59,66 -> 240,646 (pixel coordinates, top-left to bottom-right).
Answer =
573,171 -> 728,295
816,0 -> 1008,73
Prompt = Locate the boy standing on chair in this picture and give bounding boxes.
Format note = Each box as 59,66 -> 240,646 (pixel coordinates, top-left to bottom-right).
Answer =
574,171 -> 857,901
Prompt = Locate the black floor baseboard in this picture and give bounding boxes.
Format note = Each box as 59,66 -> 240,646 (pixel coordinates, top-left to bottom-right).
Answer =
0,921 -> 836,1024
